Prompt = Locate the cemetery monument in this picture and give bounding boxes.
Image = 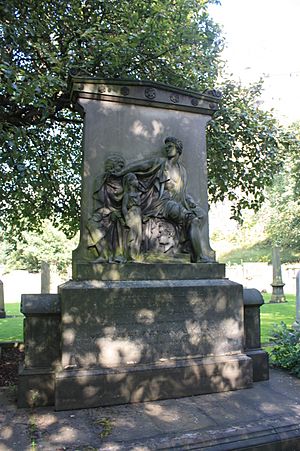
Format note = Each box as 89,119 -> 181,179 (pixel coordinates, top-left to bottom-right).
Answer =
18,77 -> 268,410
0,280 -> 5,318
270,246 -> 286,303
293,271 -> 300,330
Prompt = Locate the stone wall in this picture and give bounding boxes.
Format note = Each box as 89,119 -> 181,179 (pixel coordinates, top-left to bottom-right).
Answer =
1,262 -> 299,302
0,267 -> 70,302
226,262 -> 300,294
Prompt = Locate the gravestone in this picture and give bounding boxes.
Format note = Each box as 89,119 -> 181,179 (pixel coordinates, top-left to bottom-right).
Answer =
0,280 -> 5,318
41,261 -> 50,294
19,78 -> 254,410
270,246 -> 286,303
293,271 -> 300,330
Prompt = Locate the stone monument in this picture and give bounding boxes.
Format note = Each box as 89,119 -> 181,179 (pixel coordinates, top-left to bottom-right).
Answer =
270,246 -> 286,303
41,261 -> 50,294
293,271 -> 300,330
19,78 -> 256,410
0,280 -> 5,318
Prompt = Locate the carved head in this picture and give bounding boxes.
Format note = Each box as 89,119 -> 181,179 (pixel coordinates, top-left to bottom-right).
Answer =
164,136 -> 183,155
104,154 -> 125,175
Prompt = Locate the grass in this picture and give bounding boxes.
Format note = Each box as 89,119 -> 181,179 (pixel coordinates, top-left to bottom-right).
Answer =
261,293 -> 296,345
0,302 -> 24,342
219,242 -> 272,264
0,295 -> 297,346
219,241 -> 300,265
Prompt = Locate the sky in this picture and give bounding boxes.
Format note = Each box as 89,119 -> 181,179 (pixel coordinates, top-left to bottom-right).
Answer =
208,0 -> 300,125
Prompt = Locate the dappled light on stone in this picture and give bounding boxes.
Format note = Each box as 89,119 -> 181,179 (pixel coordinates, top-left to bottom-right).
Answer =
0,426 -> 13,440
136,308 -> 156,325
222,361 -> 242,386
18,79 -> 263,411
185,319 -> 202,346
62,328 -> 75,346
96,337 -> 143,367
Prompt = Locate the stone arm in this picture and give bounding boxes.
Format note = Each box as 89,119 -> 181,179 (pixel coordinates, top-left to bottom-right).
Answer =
115,157 -> 163,177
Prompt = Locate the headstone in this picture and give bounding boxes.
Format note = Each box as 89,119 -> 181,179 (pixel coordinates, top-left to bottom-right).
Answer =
293,271 -> 300,330
41,261 -> 50,294
0,280 -> 5,318
19,78 -> 254,410
270,246 -> 286,303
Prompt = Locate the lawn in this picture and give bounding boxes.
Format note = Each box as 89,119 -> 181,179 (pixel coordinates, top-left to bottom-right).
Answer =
0,303 -> 24,342
0,295 -> 297,345
261,293 -> 296,345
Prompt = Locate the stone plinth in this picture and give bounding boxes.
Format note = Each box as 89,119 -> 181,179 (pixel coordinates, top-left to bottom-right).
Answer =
0,280 -> 5,318
55,277 -> 252,410
74,260 -> 225,281
56,355 -> 251,410
293,271 -> 300,330
18,294 -> 61,408
243,288 -> 269,382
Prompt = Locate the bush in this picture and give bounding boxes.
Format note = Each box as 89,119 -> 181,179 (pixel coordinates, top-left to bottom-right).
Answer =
1,220 -> 78,275
269,321 -> 300,378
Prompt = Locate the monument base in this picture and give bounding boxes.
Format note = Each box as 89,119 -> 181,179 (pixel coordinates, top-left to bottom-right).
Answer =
19,265 -> 260,410
269,284 -> 286,303
245,349 -> 269,382
18,366 -> 55,408
54,275 -> 252,410
55,354 -> 252,410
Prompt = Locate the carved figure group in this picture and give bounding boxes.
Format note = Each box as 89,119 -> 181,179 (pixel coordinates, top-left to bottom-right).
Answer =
87,137 -> 214,263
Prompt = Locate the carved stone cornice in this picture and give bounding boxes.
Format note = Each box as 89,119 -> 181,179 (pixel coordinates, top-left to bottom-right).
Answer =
70,77 -> 220,115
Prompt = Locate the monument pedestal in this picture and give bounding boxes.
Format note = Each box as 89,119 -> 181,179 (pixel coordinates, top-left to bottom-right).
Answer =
18,263 -> 259,409
54,267 -> 252,410
243,288 -> 269,382
55,355 -> 251,410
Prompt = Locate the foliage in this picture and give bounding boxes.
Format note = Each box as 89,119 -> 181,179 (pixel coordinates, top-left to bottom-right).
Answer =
265,170 -> 300,249
262,122 -> 300,250
290,121 -> 300,200
1,120 -> 82,239
269,321 -> 300,378
1,0 -> 297,238
207,79 -> 296,221
1,0 -> 223,237
2,220 -> 77,274
219,240 -> 271,264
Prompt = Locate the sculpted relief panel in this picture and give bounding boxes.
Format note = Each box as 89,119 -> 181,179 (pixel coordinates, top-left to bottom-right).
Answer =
86,137 -> 215,264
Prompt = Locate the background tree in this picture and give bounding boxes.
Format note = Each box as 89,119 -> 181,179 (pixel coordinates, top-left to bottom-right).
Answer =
1,220 -> 77,274
207,79 -> 297,220
1,0 -> 222,237
1,0 -> 297,241
264,121 -> 300,250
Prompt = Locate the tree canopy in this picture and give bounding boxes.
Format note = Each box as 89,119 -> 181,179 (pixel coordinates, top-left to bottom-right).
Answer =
264,121 -> 300,250
1,0 -> 297,239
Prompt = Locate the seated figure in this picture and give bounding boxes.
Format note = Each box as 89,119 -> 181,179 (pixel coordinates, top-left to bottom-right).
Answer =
87,137 -> 214,263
